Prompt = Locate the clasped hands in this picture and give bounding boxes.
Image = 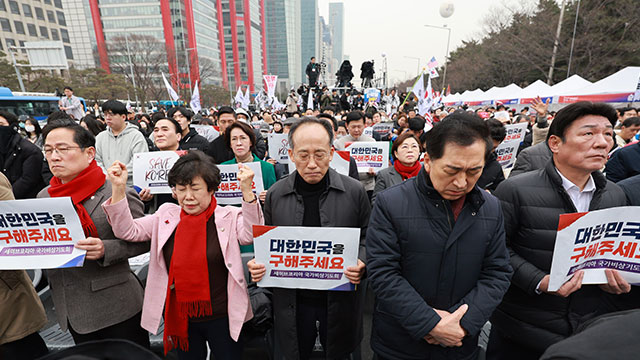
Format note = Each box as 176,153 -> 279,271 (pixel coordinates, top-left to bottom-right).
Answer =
424,304 -> 468,347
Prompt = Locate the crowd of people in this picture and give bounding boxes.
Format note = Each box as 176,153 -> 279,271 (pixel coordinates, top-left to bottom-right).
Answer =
1,84 -> 640,360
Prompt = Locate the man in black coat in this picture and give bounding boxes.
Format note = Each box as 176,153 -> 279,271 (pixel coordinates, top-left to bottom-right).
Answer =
167,106 -> 209,152
305,57 -> 319,88
477,119 -> 506,191
0,110 -> 45,199
487,102 -> 631,359
604,142 -> 640,182
367,112 -> 513,360
248,117 -> 370,360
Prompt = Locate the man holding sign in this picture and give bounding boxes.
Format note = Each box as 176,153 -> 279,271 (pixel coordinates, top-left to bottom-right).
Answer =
248,117 -> 370,360
38,121 -> 150,347
487,102 -> 629,359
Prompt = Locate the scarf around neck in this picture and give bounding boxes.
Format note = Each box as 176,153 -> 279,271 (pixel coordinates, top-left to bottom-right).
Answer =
394,159 -> 422,180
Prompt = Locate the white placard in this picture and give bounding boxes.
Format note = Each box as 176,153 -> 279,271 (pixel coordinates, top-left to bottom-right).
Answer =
253,225 -> 360,291
268,133 -> 290,163
0,197 -> 86,269
288,150 -> 350,176
133,151 -> 186,194
215,162 -> 264,205
345,141 -> 389,173
549,207 -> 640,291
503,123 -> 528,143
495,141 -> 520,170
191,125 -> 220,142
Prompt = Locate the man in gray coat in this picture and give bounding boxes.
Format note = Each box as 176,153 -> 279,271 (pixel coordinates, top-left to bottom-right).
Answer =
39,121 -> 150,347
248,117 -> 370,359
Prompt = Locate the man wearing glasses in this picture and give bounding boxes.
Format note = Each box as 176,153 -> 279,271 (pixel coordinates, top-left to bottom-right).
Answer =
248,117 -> 371,359
38,121 -> 150,347
95,100 -> 148,186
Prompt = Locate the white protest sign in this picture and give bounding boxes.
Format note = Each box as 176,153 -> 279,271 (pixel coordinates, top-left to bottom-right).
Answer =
191,125 -> 220,142
288,150 -> 350,176
133,151 -> 186,194
495,141 -> 519,170
215,162 -> 264,205
372,123 -> 394,138
253,225 -> 360,291
363,127 -> 374,138
503,123 -> 528,143
0,197 -> 86,270
346,141 -> 389,173
549,207 -> 640,291
268,133 -> 290,163
263,75 -> 278,98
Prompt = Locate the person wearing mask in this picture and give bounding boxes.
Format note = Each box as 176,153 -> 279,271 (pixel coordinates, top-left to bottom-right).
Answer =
58,86 -> 85,121
168,107 -> 209,152
102,152 -> 263,359
38,121 -> 150,347
0,111 -> 46,199
247,117 -> 370,360
372,132 -> 422,202
367,112 -> 512,359
24,118 -> 43,149
95,100 -> 149,186
333,111 -> 377,199
221,121 -> 276,203
0,173 -> 48,360
487,102 -> 630,359
477,119 -> 507,192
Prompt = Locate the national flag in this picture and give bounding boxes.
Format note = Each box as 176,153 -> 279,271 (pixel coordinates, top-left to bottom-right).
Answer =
446,84 -> 451,96
234,87 -> 244,107
125,98 -> 133,112
190,80 -> 201,113
307,89 -> 314,110
429,67 -> 439,79
427,57 -> 438,69
243,88 -> 251,108
410,73 -> 425,101
162,72 -> 180,102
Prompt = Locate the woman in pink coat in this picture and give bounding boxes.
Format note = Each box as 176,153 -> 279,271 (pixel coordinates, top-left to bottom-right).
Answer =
102,151 -> 263,360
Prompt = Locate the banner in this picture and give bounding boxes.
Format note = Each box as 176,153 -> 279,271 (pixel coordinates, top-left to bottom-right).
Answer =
346,142 -> 389,173
253,225 -> 360,291
268,133 -> 289,163
364,88 -> 381,104
133,151 -> 186,194
288,151 -> 350,176
190,80 -> 201,113
549,207 -> 640,291
215,162 -> 264,205
191,125 -> 220,142
372,123 -> 394,138
0,197 -> 86,270
162,72 -> 180,101
263,75 -> 278,99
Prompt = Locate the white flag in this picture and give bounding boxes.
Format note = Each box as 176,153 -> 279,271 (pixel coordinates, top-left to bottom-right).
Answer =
411,73 -> 425,103
243,88 -> 251,108
418,76 -> 434,117
125,98 -> 133,112
234,87 -> 244,107
162,72 -> 180,102
190,80 -> 201,114
307,89 -> 314,110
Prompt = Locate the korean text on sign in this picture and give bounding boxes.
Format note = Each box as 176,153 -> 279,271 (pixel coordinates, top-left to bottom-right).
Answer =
346,142 -> 389,173
215,162 -> 264,205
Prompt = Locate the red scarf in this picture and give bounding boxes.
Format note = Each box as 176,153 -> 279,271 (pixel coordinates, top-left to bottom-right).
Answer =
47,160 -> 106,238
394,160 -> 422,180
163,195 -> 217,354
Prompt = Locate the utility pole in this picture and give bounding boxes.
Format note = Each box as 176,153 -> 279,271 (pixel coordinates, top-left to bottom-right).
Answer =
547,0 -> 566,85
124,33 -> 140,111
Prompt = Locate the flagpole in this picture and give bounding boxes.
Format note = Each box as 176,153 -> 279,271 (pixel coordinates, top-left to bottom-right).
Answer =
162,73 -> 174,107
399,71 -> 425,109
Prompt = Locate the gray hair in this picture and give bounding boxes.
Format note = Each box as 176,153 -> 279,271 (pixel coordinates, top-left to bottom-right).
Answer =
288,116 -> 334,149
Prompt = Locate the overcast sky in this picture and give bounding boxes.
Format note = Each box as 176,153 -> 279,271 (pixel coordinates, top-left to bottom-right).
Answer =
317,0 -> 535,86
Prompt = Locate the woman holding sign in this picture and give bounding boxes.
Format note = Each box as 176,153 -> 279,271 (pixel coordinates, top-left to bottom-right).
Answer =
222,121 -> 276,203
372,132 -> 422,202
102,151 -> 264,359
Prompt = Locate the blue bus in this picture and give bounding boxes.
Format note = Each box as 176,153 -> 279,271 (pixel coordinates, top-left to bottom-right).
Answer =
0,87 -> 86,121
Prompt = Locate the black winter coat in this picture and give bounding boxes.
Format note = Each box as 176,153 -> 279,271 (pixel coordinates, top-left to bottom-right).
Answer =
491,160 -> 628,353
509,141 -> 552,178
1,133 -> 45,199
367,168 -> 512,360
605,142 -> 640,183
179,127 -> 209,152
263,168 -> 370,360
477,152 -> 505,192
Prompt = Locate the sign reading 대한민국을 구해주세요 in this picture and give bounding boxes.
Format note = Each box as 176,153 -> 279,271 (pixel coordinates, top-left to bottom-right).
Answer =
214,162 -> 264,205
548,206 -> 640,291
346,142 -> 389,173
253,225 -> 361,291
0,197 -> 86,269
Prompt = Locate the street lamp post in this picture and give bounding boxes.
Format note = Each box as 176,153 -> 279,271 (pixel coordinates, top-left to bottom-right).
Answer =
567,0 -> 581,78
424,24 -> 452,88
123,33 -> 140,111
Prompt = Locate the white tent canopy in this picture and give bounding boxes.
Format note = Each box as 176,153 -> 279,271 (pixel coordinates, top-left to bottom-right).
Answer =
569,66 -> 640,95
518,80 -> 552,99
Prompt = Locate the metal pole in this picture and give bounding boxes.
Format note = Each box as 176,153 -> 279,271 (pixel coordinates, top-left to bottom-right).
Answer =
443,26 -> 451,89
567,0 -> 581,78
185,48 -> 193,98
547,0 -> 566,85
124,33 -> 140,111
8,48 -> 26,92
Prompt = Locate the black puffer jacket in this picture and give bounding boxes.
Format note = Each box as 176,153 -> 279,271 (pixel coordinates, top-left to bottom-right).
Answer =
1,132 -> 45,199
491,160 -> 628,353
509,141 -> 552,178
179,127 -> 209,152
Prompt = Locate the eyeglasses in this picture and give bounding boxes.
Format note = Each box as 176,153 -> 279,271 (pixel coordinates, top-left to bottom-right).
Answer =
294,151 -> 329,162
43,145 -> 82,157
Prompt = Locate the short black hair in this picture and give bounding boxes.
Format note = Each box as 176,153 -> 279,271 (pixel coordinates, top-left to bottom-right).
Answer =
548,102 -> 617,141
0,110 -> 18,128
424,111 -> 492,161
618,107 -> 637,116
217,106 -> 236,119
310,57 -> 315,61
46,111 -> 73,125
288,116 -> 334,150
408,117 -> 425,131
486,118 -> 506,143
345,111 -> 364,125
168,150 -> 221,192
337,120 -> 346,129
101,100 -> 127,116
167,106 -> 192,122
154,117 -> 182,134
316,113 -> 337,131
63,86 -> 73,92
151,111 -> 166,125
622,116 -> 640,128
42,121 -> 95,149
225,121 -> 256,151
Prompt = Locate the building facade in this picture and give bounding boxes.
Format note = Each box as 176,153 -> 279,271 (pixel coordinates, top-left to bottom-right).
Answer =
328,2 -> 343,66
264,0 -> 300,92
299,0 -> 319,85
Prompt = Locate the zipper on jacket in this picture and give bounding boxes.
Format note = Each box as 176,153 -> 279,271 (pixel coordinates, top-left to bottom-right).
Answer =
442,200 -> 453,231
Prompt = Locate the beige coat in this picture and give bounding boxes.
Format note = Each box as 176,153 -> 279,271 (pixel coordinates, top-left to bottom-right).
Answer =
0,173 -> 47,345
